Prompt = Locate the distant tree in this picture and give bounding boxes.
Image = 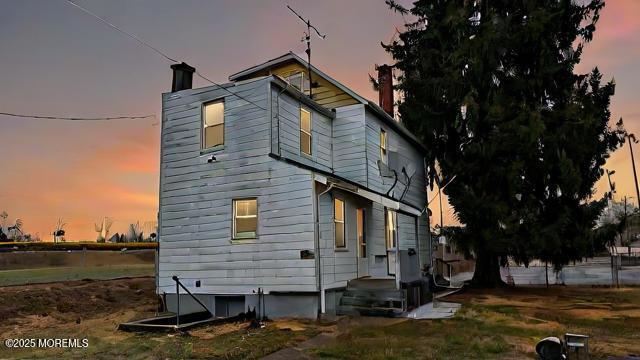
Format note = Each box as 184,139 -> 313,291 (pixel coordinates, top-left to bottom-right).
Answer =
384,0 -> 626,286
0,211 -> 8,229
94,217 -> 113,243
7,219 -> 24,241
127,222 -> 143,242
52,218 -> 66,243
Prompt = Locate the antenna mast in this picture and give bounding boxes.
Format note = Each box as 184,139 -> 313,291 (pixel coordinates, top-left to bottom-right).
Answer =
287,5 -> 326,98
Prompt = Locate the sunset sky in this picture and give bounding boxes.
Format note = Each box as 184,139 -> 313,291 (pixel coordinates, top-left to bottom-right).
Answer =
1,0 -> 639,241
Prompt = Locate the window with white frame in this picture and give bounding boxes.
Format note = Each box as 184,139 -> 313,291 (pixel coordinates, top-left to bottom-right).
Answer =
233,198 -> 257,239
334,198 -> 345,248
203,99 -> 224,149
300,107 -> 312,156
380,129 -> 388,164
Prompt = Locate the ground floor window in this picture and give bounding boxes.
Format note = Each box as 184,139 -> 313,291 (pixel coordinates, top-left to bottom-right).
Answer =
357,208 -> 366,257
233,198 -> 257,239
334,198 -> 345,248
385,209 -> 396,249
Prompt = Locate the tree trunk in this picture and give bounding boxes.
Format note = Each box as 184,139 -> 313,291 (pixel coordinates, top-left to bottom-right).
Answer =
545,262 -> 549,288
471,249 -> 505,288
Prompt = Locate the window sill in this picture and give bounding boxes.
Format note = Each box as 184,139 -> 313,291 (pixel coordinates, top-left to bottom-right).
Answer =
231,238 -> 257,245
334,248 -> 349,252
200,145 -> 224,156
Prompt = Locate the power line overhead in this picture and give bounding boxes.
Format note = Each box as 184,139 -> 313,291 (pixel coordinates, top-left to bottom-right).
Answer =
0,112 -> 155,121
64,0 -> 266,111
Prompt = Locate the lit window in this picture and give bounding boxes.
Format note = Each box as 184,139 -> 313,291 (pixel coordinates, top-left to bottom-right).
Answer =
380,129 -> 387,164
300,108 -> 312,156
203,99 -> 224,149
334,198 -> 345,248
233,199 -> 257,239
385,209 -> 396,249
357,208 -> 366,258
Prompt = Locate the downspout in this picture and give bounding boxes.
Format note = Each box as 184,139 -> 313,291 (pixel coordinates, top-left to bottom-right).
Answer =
315,182 -> 334,315
274,83 -> 289,157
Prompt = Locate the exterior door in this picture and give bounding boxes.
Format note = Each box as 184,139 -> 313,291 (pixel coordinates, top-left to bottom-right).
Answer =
386,209 -> 397,276
356,208 -> 369,277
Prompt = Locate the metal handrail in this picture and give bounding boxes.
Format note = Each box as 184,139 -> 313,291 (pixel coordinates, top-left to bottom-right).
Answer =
172,276 -> 212,327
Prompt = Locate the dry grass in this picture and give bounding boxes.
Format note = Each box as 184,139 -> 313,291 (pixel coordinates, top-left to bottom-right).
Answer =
0,278 -> 321,359
2,278 -> 639,359
310,286 -> 640,359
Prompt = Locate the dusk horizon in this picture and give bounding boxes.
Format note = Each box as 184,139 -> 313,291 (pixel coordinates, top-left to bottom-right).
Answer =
1,0 -> 639,240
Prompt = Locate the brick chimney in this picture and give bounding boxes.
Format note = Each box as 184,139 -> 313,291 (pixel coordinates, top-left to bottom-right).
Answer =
376,64 -> 394,117
170,62 -> 196,92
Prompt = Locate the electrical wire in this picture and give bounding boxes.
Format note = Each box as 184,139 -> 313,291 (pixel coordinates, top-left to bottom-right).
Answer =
427,175 -> 457,205
64,0 -> 267,111
0,112 -> 154,121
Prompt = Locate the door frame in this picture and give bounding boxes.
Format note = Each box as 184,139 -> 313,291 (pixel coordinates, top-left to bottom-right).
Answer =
385,208 -> 398,277
356,207 -> 368,277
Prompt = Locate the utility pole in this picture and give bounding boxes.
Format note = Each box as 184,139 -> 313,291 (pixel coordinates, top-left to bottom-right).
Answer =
287,5 -> 326,99
627,134 -> 640,205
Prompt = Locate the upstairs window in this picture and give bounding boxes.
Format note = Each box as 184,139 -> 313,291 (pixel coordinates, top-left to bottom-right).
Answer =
334,198 -> 345,248
380,129 -> 388,164
203,99 -> 224,149
233,199 -> 257,239
300,108 -> 312,156
285,71 -> 310,93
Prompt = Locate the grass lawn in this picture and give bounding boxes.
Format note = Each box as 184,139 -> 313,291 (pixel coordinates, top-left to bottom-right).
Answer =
1,278 -> 639,359
310,287 -> 640,359
0,264 -> 154,286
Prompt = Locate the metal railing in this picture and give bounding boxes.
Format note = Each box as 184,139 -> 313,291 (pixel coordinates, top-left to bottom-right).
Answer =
172,275 -> 212,327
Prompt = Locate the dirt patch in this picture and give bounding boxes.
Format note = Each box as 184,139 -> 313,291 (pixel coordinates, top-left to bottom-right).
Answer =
0,278 -> 322,359
0,277 -> 156,325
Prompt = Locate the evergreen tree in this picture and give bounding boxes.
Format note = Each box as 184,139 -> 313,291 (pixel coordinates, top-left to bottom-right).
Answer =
384,0 -> 626,286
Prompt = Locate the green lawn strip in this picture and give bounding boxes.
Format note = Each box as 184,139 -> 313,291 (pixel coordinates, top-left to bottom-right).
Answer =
0,265 -> 154,286
310,317 -> 537,360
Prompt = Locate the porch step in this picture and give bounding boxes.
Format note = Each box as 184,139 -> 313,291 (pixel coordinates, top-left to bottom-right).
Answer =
336,279 -> 405,317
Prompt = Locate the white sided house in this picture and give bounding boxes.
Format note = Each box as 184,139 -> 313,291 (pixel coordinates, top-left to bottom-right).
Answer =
158,53 -> 431,318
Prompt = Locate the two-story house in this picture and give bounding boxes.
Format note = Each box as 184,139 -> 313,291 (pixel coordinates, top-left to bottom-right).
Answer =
158,52 -> 430,318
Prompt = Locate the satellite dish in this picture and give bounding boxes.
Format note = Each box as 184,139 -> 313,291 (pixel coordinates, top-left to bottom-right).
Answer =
403,163 -> 416,179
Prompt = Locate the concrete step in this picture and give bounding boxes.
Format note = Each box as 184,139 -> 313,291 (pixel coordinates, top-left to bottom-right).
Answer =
340,294 -> 403,309
342,288 -> 404,299
336,304 -> 405,317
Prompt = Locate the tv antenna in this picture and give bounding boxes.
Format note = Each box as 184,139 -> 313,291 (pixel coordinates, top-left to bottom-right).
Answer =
286,4 -> 326,98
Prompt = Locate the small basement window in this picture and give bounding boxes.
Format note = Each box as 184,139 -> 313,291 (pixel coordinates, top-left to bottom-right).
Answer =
380,129 -> 387,164
233,198 -> 257,239
300,108 -> 312,156
203,99 -> 224,149
334,198 -> 345,248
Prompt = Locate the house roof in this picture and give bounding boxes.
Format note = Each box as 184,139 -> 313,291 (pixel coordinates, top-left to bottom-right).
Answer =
229,52 -> 426,152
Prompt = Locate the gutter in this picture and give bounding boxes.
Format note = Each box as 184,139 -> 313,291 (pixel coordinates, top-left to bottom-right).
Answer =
314,180 -> 334,315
